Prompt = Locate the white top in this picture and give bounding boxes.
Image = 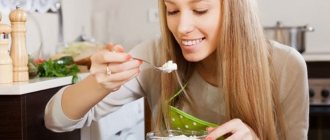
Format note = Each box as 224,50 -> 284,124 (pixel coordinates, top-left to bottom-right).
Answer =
44,39 -> 309,140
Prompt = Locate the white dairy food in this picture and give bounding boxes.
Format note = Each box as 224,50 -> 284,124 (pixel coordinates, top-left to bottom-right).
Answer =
160,60 -> 177,73
168,135 -> 199,140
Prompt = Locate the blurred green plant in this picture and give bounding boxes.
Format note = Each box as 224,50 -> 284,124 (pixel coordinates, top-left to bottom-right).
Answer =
37,56 -> 80,83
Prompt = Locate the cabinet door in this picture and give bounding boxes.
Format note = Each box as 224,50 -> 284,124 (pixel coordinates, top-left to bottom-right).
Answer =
25,87 -> 81,140
0,95 -> 24,139
0,87 -> 80,140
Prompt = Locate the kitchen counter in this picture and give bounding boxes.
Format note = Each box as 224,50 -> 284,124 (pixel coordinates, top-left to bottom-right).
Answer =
0,72 -> 89,95
0,73 -> 89,140
303,53 -> 330,62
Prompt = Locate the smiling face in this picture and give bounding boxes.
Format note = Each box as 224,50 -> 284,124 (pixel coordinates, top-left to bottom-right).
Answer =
164,0 -> 221,62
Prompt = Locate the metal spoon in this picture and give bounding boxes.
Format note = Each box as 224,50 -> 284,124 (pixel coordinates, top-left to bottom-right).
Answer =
133,57 -> 164,71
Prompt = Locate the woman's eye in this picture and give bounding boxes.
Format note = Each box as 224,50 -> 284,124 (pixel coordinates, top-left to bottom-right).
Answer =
194,10 -> 208,15
167,10 -> 179,15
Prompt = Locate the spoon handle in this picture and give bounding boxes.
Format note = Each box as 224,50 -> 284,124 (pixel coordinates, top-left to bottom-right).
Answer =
133,57 -> 162,71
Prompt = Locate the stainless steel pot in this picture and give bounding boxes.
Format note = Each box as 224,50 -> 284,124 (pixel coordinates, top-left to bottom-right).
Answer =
264,21 -> 314,53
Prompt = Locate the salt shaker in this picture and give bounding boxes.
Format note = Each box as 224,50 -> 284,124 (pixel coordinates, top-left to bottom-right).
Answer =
10,8 -> 29,82
0,14 -> 13,83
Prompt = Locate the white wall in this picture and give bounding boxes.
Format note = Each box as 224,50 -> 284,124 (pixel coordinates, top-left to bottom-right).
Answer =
90,0 -> 330,53
257,0 -> 330,53
91,0 -> 160,50
0,0 -> 92,58
62,0 -> 92,43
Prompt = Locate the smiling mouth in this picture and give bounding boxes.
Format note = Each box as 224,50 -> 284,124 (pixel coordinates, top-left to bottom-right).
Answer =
181,37 -> 206,46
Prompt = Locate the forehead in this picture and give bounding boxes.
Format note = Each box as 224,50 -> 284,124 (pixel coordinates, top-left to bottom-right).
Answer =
164,0 -> 213,4
165,0 -> 204,2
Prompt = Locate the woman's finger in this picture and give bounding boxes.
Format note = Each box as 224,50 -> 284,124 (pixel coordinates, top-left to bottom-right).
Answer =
91,50 -> 131,64
206,127 -> 215,132
89,63 -> 108,75
222,132 -> 246,140
101,72 -> 140,91
205,119 -> 243,139
112,44 -> 125,52
106,59 -> 142,74
105,43 -> 125,52
105,68 -> 140,82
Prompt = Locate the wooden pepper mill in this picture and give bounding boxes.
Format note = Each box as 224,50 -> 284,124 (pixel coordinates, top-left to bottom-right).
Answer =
0,13 -> 13,83
10,8 -> 29,82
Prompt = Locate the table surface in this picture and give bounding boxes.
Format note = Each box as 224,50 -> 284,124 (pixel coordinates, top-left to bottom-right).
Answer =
0,73 -> 89,95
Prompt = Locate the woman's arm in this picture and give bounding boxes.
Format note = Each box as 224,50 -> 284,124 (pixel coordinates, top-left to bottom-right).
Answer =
62,44 -> 142,119
61,75 -> 114,120
279,48 -> 309,140
44,44 -> 143,132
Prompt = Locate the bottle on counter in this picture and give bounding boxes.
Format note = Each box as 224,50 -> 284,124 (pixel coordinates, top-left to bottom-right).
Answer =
9,7 -> 29,82
0,13 -> 13,84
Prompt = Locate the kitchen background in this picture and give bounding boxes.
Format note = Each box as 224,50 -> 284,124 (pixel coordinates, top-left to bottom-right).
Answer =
1,0 -> 330,140
1,0 -> 329,56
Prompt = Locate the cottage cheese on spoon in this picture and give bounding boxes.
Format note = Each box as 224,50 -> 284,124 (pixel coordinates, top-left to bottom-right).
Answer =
160,60 -> 177,73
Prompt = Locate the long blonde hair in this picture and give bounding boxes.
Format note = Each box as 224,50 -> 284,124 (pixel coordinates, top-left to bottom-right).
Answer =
155,0 -> 286,139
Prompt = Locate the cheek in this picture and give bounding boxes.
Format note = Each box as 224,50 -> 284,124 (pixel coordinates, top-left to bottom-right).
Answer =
166,17 -> 176,34
204,17 -> 220,41
167,18 -> 181,44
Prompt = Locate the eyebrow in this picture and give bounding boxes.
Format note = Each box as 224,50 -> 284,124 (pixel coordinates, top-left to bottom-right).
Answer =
164,0 -> 205,4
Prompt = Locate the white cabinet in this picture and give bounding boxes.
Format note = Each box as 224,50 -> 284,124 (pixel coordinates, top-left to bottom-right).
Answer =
81,98 -> 145,140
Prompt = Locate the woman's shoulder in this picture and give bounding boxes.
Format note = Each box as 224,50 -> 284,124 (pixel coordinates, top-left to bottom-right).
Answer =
270,41 -> 307,72
270,41 -> 308,101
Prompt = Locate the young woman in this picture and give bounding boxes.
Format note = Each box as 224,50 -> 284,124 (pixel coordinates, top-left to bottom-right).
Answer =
44,0 -> 309,139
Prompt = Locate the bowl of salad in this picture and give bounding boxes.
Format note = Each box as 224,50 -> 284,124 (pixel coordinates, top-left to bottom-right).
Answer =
146,129 -> 208,140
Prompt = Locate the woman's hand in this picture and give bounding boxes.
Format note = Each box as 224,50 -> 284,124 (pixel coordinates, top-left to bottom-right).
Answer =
89,43 -> 142,92
205,118 -> 259,140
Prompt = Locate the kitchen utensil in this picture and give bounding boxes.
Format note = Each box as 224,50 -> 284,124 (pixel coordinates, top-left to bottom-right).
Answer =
10,7 -> 29,82
169,106 -> 218,131
0,17 -> 13,83
133,57 -> 163,71
133,57 -> 177,73
264,21 -> 314,53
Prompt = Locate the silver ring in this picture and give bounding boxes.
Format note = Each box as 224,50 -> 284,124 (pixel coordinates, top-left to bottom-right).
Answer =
112,86 -> 121,92
112,87 -> 120,91
106,65 -> 111,75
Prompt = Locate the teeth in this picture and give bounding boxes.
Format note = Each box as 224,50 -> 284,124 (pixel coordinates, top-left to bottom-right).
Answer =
182,38 -> 203,46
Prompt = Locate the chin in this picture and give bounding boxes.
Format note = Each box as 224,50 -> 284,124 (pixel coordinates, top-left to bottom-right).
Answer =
182,53 -> 205,62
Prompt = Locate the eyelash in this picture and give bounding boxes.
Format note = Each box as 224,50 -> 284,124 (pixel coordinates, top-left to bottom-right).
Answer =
194,10 -> 208,15
167,10 -> 179,15
167,10 -> 208,16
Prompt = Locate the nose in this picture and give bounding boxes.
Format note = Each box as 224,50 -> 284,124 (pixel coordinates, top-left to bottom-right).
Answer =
177,12 -> 194,35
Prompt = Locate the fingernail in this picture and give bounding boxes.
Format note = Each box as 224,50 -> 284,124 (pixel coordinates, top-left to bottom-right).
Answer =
204,137 -> 214,140
206,127 -> 214,132
126,54 -> 132,60
119,47 -> 125,52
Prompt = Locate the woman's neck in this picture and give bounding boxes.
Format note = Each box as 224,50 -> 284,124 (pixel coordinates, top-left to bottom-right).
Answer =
196,52 -> 218,86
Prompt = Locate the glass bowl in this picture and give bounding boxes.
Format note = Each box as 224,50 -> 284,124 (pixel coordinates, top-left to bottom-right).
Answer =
146,129 -> 208,140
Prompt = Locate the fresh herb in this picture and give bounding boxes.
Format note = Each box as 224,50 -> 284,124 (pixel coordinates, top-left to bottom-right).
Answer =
38,56 -> 80,83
